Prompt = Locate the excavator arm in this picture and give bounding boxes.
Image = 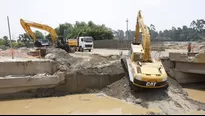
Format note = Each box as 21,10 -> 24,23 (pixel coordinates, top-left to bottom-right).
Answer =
135,10 -> 151,62
20,19 -> 57,46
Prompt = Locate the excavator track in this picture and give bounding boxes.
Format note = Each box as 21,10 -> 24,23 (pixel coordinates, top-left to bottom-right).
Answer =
121,57 -> 129,78
121,57 -> 144,92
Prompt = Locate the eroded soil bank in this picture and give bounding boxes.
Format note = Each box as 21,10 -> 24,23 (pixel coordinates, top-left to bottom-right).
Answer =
0,48 -> 205,115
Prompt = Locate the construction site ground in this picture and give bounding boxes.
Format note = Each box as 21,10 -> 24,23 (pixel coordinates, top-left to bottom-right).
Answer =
0,42 -> 205,115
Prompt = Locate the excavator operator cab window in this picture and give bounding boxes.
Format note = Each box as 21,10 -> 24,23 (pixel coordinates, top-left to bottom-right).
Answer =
133,53 -> 142,62
129,49 -> 132,58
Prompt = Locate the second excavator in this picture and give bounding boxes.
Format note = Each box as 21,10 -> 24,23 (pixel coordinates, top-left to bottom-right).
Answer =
20,19 -> 77,57
121,10 -> 168,90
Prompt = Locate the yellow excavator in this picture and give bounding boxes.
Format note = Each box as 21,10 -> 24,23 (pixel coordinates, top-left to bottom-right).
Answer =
20,19 -> 77,57
121,10 -> 168,90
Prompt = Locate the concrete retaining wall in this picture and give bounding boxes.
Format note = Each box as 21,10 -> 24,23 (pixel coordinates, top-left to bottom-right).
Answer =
0,60 -> 57,77
161,54 -> 205,84
93,40 -> 165,50
0,74 -> 65,94
55,74 -> 124,93
173,69 -> 205,84
175,62 -> 205,74
94,40 -> 132,49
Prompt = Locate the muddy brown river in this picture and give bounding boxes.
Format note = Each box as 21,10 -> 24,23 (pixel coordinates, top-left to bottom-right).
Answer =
184,88 -> 205,103
0,90 -> 205,115
0,94 -> 162,115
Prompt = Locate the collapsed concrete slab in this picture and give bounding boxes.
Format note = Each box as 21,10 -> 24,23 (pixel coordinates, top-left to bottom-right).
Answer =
0,48 -> 125,97
0,72 -> 65,94
172,69 -> 205,84
161,52 -> 205,84
0,60 -> 57,77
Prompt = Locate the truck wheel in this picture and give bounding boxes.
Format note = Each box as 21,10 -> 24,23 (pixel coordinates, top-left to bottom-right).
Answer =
81,48 -> 84,52
69,47 -> 75,53
89,49 -> 91,52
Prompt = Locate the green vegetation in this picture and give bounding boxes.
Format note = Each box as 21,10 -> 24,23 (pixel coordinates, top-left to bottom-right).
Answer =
116,19 -> 205,41
0,19 -> 205,49
53,21 -> 114,40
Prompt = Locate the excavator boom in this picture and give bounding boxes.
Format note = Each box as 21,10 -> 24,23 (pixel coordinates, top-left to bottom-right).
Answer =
135,10 -> 151,62
20,19 -> 57,45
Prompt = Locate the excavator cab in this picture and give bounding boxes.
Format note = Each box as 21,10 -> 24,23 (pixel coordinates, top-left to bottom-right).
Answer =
133,53 -> 143,62
34,39 -> 50,47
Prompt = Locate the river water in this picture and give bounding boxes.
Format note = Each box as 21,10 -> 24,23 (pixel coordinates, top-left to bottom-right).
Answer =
0,93 -> 162,115
0,90 -> 204,115
184,88 -> 205,103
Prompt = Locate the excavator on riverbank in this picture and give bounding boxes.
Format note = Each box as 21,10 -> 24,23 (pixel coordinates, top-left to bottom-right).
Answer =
20,19 -> 77,57
121,10 -> 168,90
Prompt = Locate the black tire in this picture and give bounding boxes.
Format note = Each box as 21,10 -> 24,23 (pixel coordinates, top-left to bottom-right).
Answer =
89,49 -> 91,52
79,47 -> 84,52
69,47 -> 75,53
78,46 -> 81,52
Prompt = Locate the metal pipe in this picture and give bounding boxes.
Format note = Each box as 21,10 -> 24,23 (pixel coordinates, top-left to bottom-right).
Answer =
7,16 -> 14,59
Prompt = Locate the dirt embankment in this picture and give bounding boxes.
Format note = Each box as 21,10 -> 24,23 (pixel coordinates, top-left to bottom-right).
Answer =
86,76 -> 205,115
45,48 -> 123,75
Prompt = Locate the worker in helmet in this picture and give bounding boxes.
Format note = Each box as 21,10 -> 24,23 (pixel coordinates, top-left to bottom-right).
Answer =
187,42 -> 192,53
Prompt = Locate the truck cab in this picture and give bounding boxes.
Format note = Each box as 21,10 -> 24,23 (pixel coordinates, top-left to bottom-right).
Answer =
78,36 -> 93,52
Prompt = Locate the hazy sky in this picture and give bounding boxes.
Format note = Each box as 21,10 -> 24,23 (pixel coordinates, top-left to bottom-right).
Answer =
0,0 -> 205,39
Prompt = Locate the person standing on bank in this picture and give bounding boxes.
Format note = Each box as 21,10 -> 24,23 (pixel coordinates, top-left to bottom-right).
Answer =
188,42 -> 192,53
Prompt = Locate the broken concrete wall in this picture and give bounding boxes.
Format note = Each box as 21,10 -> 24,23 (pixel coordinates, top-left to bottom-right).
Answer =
175,62 -> 205,74
173,69 -> 205,84
0,60 -> 57,77
161,52 -> 205,84
0,73 -> 65,94
169,52 -> 205,63
55,74 -> 124,93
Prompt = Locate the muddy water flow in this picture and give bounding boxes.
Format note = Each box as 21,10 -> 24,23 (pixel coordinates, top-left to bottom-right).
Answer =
184,88 -> 205,103
0,94 -> 162,115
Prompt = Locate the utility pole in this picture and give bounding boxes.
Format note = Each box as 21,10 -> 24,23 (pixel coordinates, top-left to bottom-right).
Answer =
126,18 -> 129,40
7,16 -> 14,59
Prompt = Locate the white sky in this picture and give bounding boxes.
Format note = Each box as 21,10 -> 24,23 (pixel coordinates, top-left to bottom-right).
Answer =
0,0 -> 205,39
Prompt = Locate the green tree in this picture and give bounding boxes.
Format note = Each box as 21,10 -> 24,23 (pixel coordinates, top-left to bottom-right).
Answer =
3,36 -> 10,47
149,24 -> 158,40
34,30 -> 44,40
55,21 -> 114,40
18,33 -> 33,47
